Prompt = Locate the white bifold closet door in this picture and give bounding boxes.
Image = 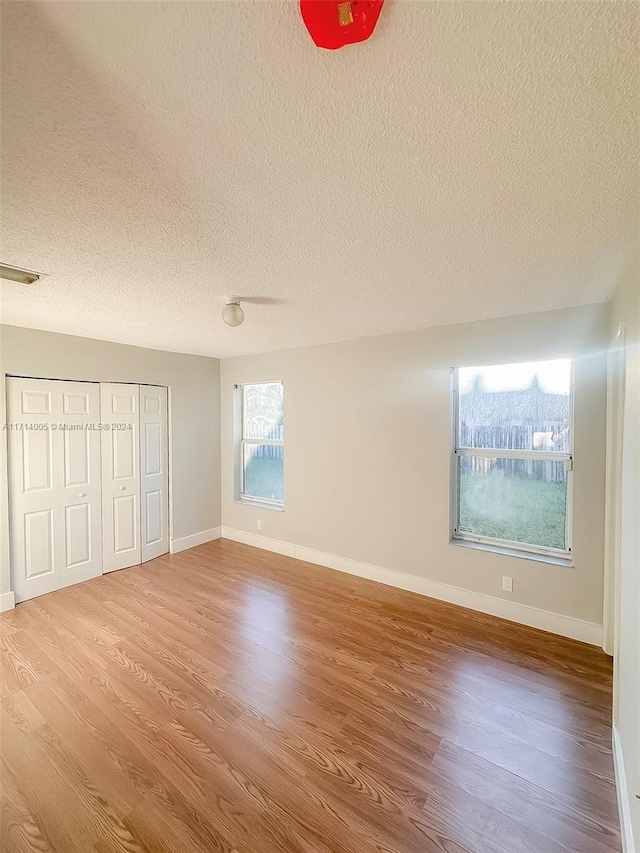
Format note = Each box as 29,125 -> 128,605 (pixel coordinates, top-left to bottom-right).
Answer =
100,383 -> 168,572
139,385 -> 169,562
100,383 -> 141,573
7,378 -> 103,603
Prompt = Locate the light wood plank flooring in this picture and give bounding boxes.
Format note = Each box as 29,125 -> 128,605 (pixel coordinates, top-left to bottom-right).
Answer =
1,539 -> 620,853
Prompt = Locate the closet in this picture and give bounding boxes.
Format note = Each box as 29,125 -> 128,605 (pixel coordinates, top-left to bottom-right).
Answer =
6,377 -> 169,603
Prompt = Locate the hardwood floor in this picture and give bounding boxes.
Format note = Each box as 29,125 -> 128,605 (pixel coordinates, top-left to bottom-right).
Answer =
0,539 -> 620,853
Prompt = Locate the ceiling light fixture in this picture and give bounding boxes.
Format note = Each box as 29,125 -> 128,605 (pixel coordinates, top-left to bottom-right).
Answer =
222,299 -> 245,327
0,263 -> 45,285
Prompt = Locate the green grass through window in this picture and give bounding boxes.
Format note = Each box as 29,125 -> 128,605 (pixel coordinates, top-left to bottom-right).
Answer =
459,469 -> 566,550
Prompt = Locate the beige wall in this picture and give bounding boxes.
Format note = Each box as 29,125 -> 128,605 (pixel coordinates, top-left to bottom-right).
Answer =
0,324 -> 221,598
610,244 -> 639,851
221,303 -> 609,626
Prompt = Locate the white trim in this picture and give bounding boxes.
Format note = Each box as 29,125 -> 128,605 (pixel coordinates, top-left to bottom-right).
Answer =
603,324 -> 625,657
613,724 -> 636,853
456,447 -> 571,462
0,591 -> 15,612
170,527 -> 222,554
221,527 -> 602,645
236,498 -> 284,512
167,384 -> 175,554
453,530 -> 570,560
222,527 -> 295,557
451,529 -> 573,564
451,537 -> 572,567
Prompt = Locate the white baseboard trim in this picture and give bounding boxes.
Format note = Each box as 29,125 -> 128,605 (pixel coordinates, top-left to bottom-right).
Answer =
223,527 -> 297,558
170,527 -> 222,554
221,527 -> 603,646
613,724 -> 636,853
0,590 -> 15,612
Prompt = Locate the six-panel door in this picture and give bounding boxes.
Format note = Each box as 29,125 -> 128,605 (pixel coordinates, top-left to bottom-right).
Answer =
140,385 -> 169,562
7,378 -> 103,602
100,383 -> 143,573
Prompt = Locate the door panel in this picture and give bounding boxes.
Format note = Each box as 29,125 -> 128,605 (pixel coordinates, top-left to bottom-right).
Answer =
112,425 -> 137,480
21,389 -> 51,414
101,383 -> 141,572
145,490 -> 162,545
114,494 -> 138,553
7,378 -> 102,602
65,503 -> 91,568
63,428 -> 90,487
63,392 -> 89,415
144,423 -> 161,475
23,428 -> 53,492
140,386 -> 169,562
24,509 -> 55,578
111,390 -> 137,414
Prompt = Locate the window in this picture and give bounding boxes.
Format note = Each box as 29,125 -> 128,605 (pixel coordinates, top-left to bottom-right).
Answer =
237,381 -> 284,507
452,359 -> 573,558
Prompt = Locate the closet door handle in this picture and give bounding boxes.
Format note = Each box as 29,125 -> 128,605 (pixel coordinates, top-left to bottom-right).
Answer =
119,486 -> 126,491
78,492 -> 86,498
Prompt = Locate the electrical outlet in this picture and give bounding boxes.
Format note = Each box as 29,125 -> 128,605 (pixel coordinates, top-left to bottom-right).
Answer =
257,520 -> 263,532
502,576 -> 513,593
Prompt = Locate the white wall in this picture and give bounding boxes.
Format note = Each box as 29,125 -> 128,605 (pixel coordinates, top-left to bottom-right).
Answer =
221,303 -> 609,637
610,245 -> 640,852
0,324 -> 221,601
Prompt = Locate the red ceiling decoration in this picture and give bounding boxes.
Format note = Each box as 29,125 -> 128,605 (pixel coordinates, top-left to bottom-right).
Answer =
300,1 -> 385,50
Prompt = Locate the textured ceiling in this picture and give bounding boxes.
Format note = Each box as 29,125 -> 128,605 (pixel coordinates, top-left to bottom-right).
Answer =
1,1 -> 637,358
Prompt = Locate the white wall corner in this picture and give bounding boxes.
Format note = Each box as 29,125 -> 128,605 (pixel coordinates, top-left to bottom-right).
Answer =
0,590 -> 16,612
613,725 -> 637,853
221,527 -> 603,646
170,527 -> 222,554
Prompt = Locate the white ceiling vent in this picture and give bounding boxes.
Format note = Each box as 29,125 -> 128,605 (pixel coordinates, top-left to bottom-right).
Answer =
0,264 -> 46,285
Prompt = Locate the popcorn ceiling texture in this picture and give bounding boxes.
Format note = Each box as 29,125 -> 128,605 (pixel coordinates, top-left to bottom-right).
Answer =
1,1 -> 637,358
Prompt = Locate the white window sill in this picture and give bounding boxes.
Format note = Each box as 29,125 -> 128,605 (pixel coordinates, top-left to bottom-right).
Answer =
450,537 -> 573,568
236,498 -> 284,512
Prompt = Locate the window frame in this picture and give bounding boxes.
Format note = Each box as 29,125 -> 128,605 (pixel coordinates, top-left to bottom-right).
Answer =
450,362 -> 574,559
237,380 -> 284,508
